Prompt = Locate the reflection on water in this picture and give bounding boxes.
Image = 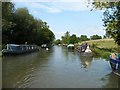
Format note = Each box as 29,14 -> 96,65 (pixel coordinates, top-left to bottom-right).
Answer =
2,46 -> 119,88
101,72 -> 118,88
3,49 -> 53,88
78,53 -> 93,69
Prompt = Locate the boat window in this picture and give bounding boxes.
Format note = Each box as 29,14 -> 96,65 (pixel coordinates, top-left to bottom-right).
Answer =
21,47 -> 24,50
8,47 -> 11,50
11,46 -> 21,50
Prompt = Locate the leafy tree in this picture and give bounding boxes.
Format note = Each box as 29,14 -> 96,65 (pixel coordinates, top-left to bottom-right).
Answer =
69,34 -> 78,44
42,28 -> 55,45
13,8 -> 35,44
2,3 -> 55,46
2,2 -> 15,44
91,2 -> 120,45
79,35 -> 89,42
54,39 -> 61,45
61,31 -> 70,44
103,35 -> 107,39
90,34 -> 102,40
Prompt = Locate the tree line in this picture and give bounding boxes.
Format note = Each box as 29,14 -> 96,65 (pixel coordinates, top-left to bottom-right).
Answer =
54,31 -> 103,45
2,2 -> 55,46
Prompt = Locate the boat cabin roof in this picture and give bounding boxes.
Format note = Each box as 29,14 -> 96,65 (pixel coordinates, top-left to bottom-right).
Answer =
7,44 -> 20,47
68,44 -> 74,47
7,44 -> 36,47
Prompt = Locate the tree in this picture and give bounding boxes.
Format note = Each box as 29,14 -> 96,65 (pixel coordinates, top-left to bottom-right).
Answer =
69,34 -> 78,44
13,8 -> 35,44
54,39 -> 61,45
61,31 -> 70,44
103,35 -> 107,39
2,3 -> 55,46
91,2 -> 120,45
90,34 -> 102,40
79,35 -> 89,42
2,2 -> 15,44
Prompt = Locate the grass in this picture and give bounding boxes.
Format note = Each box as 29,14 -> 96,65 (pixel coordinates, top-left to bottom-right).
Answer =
91,47 -> 111,59
83,39 -> 117,49
81,39 -> 118,59
82,39 -> 117,51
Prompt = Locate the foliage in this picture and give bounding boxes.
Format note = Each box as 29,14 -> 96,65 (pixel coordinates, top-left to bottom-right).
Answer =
61,31 -> 70,44
79,35 -> 89,42
92,2 -> 120,45
91,47 -> 111,59
69,34 -> 79,44
54,39 -> 61,45
90,34 -> 102,40
61,32 -> 91,44
13,8 -> 35,44
2,2 -> 55,46
2,2 -> 15,44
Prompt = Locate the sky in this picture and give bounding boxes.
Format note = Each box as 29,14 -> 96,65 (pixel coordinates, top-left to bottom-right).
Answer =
12,0 -> 105,39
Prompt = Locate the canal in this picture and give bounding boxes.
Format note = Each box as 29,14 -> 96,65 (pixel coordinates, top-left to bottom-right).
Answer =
2,46 -> 118,88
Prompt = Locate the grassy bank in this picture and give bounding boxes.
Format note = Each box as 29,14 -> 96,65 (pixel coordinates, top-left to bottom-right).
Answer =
82,39 -> 118,59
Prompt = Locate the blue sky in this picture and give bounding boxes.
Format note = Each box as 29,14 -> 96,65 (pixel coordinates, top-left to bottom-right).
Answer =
13,1 -> 105,39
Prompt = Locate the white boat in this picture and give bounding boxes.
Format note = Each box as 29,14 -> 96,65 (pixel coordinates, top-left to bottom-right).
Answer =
67,44 -> 74,49
41,44 -> 47,48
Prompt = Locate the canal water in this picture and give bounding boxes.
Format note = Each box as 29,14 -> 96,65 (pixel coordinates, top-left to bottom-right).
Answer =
2,46 -> 118,88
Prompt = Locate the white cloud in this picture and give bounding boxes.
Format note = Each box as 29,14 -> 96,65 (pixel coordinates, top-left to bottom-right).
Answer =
14,2 -> 92,13
11,0 -> 117,2
11,0 -> 91,2
50,2 -> 91,12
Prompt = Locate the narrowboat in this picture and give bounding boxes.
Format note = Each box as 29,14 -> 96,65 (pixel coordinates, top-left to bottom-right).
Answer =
109,54 -> 120,76
76,45 -> 85,52
41,44 -> 53,48
67,44 -> 74,49
41,44 -> 47,48
76,43 -> 91,53
2,44 -> 39,55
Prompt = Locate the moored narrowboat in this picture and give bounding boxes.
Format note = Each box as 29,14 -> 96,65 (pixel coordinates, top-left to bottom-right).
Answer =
67,44 -> 74,49
2,44 -> 39,56
76,43 -> 91,53
109,53 -> 120,76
